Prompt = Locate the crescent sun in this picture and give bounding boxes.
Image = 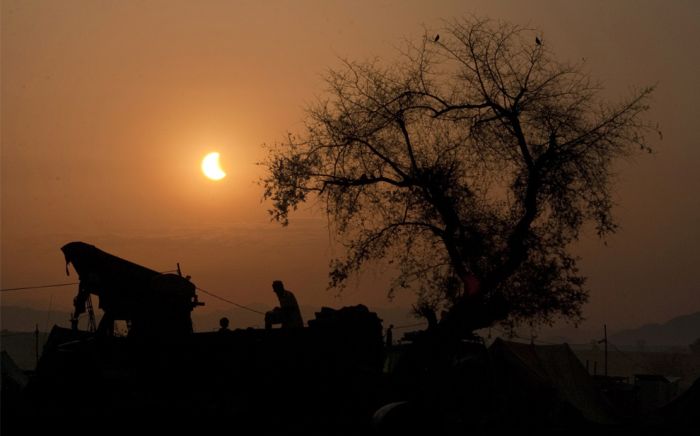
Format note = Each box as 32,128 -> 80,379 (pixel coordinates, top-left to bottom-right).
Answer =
201,152 -> 226,180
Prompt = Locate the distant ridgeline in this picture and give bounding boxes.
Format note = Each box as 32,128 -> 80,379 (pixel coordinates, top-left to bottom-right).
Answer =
1,306 -> 73,332
609,312 -> 700,349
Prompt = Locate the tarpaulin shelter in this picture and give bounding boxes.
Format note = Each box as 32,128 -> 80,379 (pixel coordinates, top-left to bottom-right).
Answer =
488,339 -> 615,426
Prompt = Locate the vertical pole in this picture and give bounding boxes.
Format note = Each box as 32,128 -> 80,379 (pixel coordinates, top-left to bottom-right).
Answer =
604,324 -> 608,377
35,323 -> 39,368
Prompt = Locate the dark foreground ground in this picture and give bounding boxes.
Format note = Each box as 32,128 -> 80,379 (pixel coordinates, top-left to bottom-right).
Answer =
2,326 -> 698,435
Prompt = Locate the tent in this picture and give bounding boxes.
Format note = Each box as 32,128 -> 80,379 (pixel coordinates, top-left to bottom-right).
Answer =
1,350 -> 28,393
488,339 -> 615,426
1,350 -> 29,428
656,376 -> 700,429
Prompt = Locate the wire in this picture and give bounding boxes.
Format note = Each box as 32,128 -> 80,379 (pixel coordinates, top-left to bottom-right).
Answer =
195,286 -> 265,315
608,342 -> 649,368
0,282 -> 79,292
487,326 -> 594,347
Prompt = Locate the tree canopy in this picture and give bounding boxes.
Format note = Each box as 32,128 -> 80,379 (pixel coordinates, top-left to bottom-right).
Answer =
262,17 -> 657,335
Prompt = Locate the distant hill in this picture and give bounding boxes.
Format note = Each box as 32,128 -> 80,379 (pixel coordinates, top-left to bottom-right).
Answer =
1,306 -> 73,332
610,311 -> 700,348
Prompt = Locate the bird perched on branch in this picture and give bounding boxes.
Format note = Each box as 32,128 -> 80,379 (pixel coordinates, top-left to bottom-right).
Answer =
434,34 -> 440,42
535,36 -> 542,45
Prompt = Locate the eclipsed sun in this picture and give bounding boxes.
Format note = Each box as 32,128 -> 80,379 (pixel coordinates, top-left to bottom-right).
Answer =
201,152 -> 226,180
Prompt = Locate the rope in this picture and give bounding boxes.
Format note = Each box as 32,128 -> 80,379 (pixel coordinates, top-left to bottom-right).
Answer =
195,286 -> 265,315
1,279 -> 265,317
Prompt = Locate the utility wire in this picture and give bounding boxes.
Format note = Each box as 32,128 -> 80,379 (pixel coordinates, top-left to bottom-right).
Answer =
488,326 -> 593,347
1,282 -> 79,292
608,342 -> 649,368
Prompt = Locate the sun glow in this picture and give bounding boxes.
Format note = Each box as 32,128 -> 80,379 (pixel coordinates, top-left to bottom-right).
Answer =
201,152 -> 226,180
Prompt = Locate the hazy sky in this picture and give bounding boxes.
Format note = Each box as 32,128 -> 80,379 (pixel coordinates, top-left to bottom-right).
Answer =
2,0 -> 699,332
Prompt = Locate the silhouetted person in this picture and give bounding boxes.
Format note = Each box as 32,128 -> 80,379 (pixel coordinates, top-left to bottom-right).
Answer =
219,317 -> 230,332
386,324 -> 394,348
264,280 -> 303,329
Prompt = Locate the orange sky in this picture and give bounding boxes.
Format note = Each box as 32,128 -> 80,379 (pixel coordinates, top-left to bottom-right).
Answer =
2,0 -> 699,332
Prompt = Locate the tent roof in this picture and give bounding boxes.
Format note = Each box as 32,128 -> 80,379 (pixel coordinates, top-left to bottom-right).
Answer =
489,338 -> 614,424
657,376 -> 700,427
1,350 -> 28,390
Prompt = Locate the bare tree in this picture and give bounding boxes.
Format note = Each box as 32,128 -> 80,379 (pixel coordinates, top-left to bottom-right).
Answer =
262,17 -> 658,336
